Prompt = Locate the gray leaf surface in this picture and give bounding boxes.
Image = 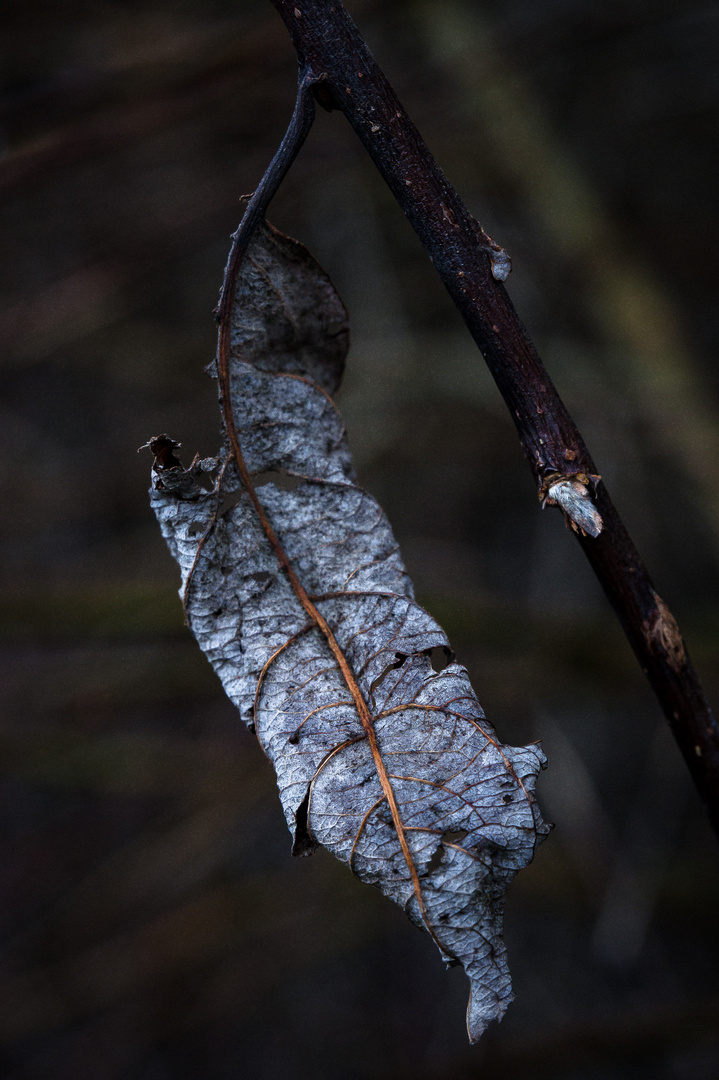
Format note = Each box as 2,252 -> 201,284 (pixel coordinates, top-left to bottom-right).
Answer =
148,219 -> 549,1043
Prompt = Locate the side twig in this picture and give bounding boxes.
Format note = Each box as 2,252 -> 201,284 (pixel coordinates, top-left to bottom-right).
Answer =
266,0 -> 719,837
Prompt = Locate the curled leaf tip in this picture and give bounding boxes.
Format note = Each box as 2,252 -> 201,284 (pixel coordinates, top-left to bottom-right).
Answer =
140,434 -> 184,471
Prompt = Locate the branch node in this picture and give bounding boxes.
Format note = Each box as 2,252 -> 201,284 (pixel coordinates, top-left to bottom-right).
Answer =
541,473 -> 603,538
489,246 -> 512,281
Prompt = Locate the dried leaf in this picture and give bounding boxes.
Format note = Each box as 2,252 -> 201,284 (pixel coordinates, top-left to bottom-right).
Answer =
148,220 -> 549,1042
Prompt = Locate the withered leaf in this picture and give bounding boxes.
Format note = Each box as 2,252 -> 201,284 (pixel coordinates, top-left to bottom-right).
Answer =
148,219 -> 548,1043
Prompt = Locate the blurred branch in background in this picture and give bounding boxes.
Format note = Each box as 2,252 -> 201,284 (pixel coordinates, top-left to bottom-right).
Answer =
1,1 -> 718,1078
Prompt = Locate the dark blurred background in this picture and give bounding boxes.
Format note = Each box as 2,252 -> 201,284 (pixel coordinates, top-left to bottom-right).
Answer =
2,1 -> 719,1077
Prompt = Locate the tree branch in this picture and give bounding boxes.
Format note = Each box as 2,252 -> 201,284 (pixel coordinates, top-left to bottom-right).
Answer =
264,0 -> 719,837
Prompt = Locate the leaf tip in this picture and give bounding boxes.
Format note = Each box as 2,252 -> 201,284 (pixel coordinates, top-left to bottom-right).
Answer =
466,977 -> 513,1045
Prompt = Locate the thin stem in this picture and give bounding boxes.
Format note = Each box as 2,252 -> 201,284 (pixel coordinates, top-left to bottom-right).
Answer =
269,0 -> 719,837
215,65 -> 318,331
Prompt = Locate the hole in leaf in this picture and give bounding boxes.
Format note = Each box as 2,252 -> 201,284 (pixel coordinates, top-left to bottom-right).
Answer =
426,646 -> 454,673
195,470 -> 215,492
252,469 -> 303,491
218,490 -> 243,517
188,521 -> 205,536
443,828 -> 468,844
427,828 -> 469,874
248,571 -> 273,586
427,845 -> 444,875
369,652 -> 408,696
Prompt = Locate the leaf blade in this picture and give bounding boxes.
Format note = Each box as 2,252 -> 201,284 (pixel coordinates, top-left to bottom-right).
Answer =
148,219 -> 548,1042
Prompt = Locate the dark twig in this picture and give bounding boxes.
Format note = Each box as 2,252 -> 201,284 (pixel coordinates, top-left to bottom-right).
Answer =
266,0 -> 719,836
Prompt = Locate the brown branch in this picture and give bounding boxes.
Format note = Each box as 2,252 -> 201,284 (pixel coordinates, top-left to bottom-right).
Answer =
214,65 -> 319,330
268,0 -> 719,837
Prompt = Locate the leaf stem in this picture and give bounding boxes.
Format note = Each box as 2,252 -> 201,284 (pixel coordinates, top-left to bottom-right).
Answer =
215,65 -> 318,331
215,66 -> 438,939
